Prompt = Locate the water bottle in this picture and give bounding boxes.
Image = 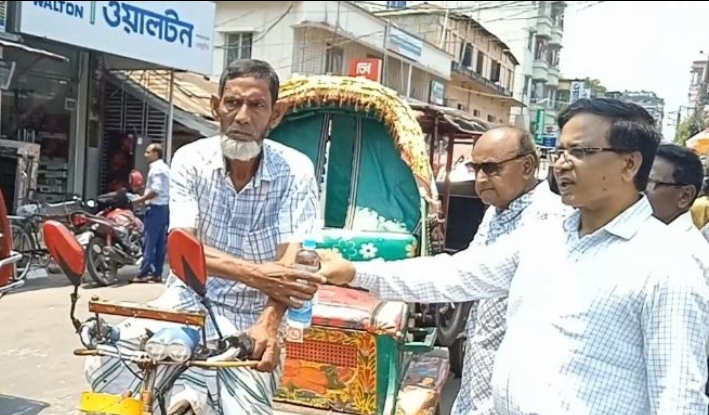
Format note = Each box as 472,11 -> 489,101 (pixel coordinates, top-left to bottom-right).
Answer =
286,238 -> 320,338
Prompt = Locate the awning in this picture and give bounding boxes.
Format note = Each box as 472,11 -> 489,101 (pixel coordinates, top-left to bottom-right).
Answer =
106,70 -> 218,137
0,38 -> 68,62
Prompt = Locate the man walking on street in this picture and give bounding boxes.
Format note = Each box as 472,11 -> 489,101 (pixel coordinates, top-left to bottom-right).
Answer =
131,142 -> 170,283
449,126 -> 570,415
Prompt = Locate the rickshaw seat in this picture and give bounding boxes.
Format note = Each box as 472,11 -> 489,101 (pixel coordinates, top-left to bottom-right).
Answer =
317,228 -> 418,262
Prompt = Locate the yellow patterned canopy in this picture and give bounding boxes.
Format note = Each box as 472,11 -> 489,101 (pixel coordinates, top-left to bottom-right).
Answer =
278,75 -> 436,200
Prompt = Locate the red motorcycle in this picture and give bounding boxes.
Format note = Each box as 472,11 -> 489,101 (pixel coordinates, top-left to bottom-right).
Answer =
0,187 -> 24,298
79,173 -> 146,286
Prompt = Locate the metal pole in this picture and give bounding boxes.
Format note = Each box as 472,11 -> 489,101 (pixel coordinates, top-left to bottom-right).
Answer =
406,63 -> 413,98
382,20 -> 389,85
165,70 -> 175,164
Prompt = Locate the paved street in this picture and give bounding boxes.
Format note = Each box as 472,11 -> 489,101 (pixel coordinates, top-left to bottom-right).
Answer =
0,269 -> 461,415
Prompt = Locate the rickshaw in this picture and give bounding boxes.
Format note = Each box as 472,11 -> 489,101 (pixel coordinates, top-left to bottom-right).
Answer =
408,101 -> 490,377
47,74 -> 448,415
0,186 -> 24,299
269,75 -> 449,415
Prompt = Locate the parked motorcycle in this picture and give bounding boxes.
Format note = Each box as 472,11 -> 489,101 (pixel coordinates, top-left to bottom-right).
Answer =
78,189 -> 145,286
42,221 -> 258,414
0,188 -> 23,299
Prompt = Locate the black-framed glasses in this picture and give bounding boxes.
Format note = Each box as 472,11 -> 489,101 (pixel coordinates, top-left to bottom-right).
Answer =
470,153 -> 529,176
646,179 -> 691,192
550,147 -> 624,164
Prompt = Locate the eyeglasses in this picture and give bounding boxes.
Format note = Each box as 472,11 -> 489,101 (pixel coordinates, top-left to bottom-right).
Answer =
646,179 -> 691,191
550,147 -> 624,164
470,153 -> 529,176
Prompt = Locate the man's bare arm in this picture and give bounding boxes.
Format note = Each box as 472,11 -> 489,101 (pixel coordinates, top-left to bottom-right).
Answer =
177,227 -> 321,308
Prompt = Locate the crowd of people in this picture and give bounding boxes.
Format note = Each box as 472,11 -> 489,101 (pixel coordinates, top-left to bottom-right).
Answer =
84,57 -> 709,415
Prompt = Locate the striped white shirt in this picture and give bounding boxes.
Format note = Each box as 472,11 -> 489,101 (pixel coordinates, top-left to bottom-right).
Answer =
354,196 -> 709,415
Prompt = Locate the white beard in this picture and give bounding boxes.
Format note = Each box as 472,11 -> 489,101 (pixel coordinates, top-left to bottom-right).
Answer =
220,135 -> 263,161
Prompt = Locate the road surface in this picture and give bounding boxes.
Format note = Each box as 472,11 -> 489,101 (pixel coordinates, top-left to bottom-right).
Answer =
0,270 -> 461,415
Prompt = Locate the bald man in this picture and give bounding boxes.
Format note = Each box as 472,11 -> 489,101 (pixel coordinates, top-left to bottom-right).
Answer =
319,127 -> 571,415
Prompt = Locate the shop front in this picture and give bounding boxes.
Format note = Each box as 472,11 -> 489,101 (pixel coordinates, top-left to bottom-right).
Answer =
0,0 -> 216,210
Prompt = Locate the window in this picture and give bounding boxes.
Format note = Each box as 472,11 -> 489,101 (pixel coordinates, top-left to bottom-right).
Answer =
476,51 -> 485,75
522,75 -> 532,96
534,36 -> 547,60
386,0 -> 407,8
325,44 -> 344,74
460,43 -> 473,68
473,109 -> 481,117
490,60 -> 501,83
224,32 -> 252,67
487,114 -> 496,122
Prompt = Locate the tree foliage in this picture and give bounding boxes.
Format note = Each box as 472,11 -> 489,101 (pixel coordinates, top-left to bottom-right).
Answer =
676,113 -> 708,146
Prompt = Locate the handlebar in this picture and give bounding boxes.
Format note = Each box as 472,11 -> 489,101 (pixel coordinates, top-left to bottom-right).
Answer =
0,251 -> 22,269
73,341 -> 259,369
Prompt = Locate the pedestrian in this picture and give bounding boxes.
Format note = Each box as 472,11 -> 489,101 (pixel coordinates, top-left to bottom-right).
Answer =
130,142 -> 170,283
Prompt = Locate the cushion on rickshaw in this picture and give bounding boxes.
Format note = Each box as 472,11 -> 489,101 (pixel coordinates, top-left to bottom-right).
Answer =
311,284 -> 407,335
317,228 -> 418,262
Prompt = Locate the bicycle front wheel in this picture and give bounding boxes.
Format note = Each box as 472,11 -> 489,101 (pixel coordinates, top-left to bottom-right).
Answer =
10,222 -> 32,281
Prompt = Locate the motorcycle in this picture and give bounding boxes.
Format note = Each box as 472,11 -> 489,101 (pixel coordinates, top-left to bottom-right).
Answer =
78,189 -> 145,286
42,221 -> 259,415
0,188 -> 23,299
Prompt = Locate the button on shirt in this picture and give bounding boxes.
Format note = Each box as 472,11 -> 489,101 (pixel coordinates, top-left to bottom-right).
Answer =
165,136 -> 319,339
354,196 -> 709,415
452,182 -> 572,415
145,159 -> 170,206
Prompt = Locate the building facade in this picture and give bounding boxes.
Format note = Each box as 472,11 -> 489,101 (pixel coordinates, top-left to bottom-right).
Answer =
212,1 -> 453,103
689,59 -> 708,113
0,1 -> 216,209
373,4 -> 523,124
360,1 -> 566,135
611,90 -> 665,127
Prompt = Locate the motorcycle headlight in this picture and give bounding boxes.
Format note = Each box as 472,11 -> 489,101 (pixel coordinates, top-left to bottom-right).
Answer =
145,339 -> 168,361
167,341 -> 192,363
115,226 -> 129,238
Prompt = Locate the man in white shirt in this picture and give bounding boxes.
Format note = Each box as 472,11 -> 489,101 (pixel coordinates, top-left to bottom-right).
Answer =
445,126 -> 570,415
645,143 -> 709,249
318,98 -> 709,414
131,143 -> 170,283
644,143 -> 709,400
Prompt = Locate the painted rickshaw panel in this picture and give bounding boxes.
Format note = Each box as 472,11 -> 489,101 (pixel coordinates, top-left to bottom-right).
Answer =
270,76 -> 447,415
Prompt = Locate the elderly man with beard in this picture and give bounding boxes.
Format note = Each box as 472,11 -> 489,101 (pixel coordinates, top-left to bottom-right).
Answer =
84,59 -> 326,415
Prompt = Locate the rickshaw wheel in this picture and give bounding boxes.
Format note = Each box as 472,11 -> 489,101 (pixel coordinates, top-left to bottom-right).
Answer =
435,302 -> 472,346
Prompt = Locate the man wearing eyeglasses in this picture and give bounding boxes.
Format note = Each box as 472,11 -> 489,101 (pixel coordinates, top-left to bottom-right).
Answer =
317,98 -> 709,415
447,126 -> 570,415
645,144 -> 707,244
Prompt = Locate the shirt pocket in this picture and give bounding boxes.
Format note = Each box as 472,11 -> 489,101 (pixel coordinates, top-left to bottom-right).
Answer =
242,225 -> 279,263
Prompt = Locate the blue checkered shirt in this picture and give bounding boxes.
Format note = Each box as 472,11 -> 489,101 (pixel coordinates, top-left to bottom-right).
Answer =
165,136 -> 319,338
354,196 -> 709,415
451,182 -> 571,415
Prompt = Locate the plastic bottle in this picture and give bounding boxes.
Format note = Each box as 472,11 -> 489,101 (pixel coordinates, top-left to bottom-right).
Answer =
286,238 -> 320,332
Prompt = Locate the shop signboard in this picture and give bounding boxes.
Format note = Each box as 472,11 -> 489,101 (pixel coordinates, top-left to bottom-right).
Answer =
429,79 -> 445,105
388,25 -> 422,62
348,58 -> 382,83
18,1 -> 216,75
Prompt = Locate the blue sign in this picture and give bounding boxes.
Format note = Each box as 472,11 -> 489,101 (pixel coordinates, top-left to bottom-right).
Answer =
388,26 -> 422,62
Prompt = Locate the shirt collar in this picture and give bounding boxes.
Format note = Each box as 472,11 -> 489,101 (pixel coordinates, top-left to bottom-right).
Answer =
670,211 -> 695,233
563,195 -> 653,240
205,137 -> 277,185
493,180 -> 544,219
